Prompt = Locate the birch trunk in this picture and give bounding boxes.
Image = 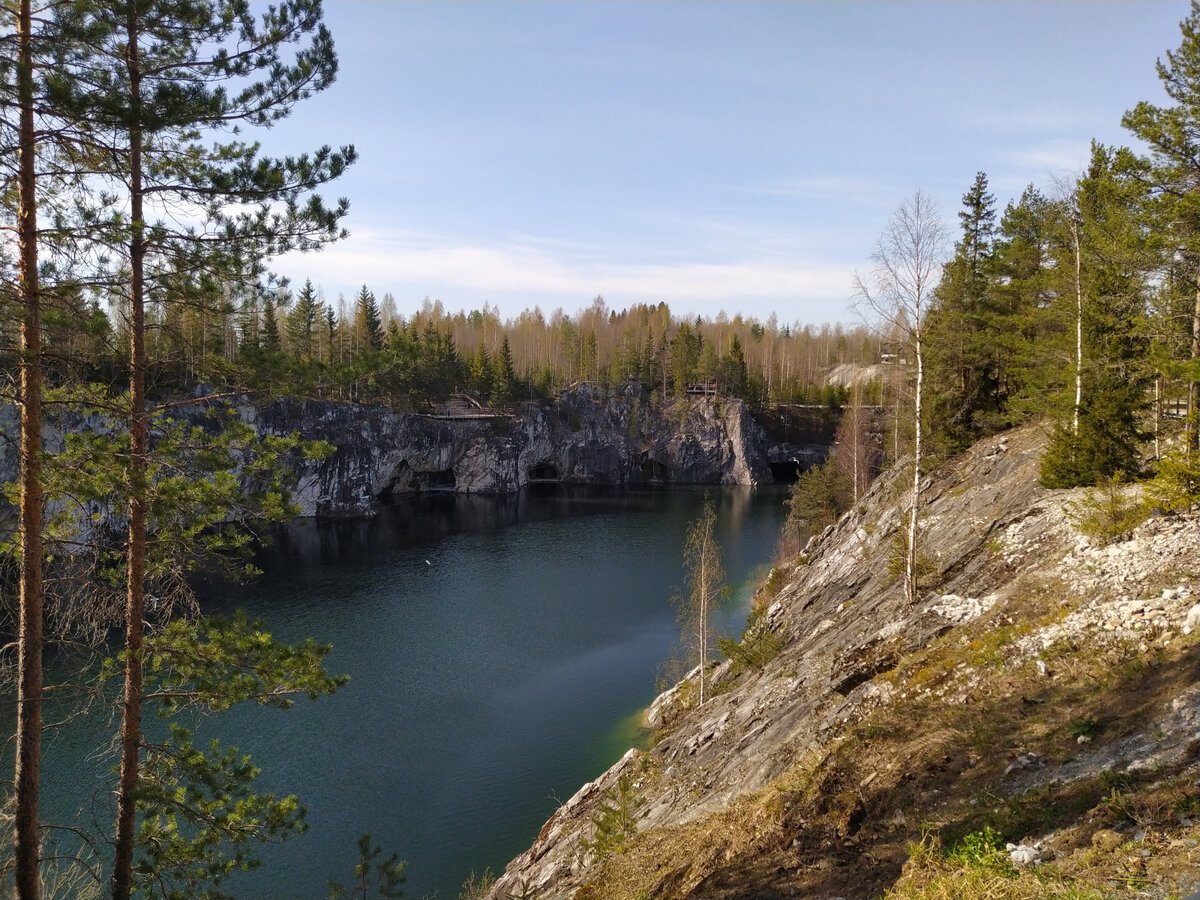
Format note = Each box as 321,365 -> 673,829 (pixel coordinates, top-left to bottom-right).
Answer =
1192,274 -> 1200,458
907,331 -> 923,605
1073,221 -> 1083,436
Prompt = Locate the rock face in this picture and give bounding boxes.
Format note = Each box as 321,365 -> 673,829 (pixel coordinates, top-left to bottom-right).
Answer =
250,386 -> 774,516
486,424 -> 1200,900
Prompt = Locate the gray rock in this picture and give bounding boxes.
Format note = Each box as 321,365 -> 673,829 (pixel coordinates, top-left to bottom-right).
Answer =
252,389 -> 773,515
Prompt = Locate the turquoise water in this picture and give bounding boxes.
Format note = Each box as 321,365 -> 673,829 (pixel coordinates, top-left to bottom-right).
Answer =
34,486 -> 787,899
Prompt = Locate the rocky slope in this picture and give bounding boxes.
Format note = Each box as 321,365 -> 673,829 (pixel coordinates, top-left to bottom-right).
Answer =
248,386 -> 773,516
488,424 -> 1200,899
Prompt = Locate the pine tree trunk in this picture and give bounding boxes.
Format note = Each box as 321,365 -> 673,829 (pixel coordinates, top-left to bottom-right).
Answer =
14,0 -> 44,894
112,9 -> 147,898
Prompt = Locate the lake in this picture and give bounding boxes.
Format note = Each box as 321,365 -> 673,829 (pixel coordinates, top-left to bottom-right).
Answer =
33,485 -> 788,899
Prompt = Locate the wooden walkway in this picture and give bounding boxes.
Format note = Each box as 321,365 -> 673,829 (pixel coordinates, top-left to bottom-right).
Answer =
424,394 -> 507,420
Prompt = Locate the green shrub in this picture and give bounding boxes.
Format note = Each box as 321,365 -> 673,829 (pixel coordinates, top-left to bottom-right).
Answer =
583,771 -> 643,859
718,625 -> 783,676
1144,439 -> 1200,513
719,604 -> 784,676
785,459 -> 849,536
1065,471 -> 1147,545
886,529 -> 937,586
946,827 -> 1016,878
762,566 -> 787,599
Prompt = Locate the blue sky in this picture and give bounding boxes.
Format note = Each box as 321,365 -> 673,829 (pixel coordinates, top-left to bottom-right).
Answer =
269,1 -> 1187,326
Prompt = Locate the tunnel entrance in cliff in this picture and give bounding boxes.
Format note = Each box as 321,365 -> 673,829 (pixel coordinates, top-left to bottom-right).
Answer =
527,461 -> 560,483
769,459 -> 804,483
416,469 -> 457,493
376,461 -> 415,504
640,457 -> 667,483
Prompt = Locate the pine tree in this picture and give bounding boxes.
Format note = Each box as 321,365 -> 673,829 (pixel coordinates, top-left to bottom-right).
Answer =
40,4 -> 355,897
10,1 -> 45,894
1123,0 -> 1200,455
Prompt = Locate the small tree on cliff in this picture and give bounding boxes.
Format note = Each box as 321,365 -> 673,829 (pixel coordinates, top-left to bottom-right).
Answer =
853,191 -> 947,605
674,498 -> 729,706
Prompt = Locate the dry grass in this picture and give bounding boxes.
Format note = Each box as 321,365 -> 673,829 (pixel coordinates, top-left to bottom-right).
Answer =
888,833 -> 1111,900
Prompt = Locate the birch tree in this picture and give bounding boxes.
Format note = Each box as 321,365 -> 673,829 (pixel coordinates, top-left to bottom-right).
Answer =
676,499 -> 727,707
853,191 -> 947,604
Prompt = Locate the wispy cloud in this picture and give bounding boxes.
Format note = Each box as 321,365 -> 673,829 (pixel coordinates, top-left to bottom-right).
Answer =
276,228 -> 858,322
996,139 -> 1096,190
741,175 -> 889,204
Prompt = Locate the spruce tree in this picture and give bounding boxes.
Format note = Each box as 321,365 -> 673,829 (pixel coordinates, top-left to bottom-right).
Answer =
925,172 -> 1002,452
989,186 -> 1073,425
355,284 -> 384,353
261,292 -> 282,354
287,278 -> 322,360
494,334 -> 517,404
469,341 -> 493,399
724,333 -> 749,399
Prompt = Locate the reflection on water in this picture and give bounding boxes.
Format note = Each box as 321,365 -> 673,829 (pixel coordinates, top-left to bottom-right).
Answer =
27,486 -> 787,900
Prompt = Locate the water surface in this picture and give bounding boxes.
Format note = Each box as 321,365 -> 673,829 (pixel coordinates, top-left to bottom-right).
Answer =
39,486 -> 787,899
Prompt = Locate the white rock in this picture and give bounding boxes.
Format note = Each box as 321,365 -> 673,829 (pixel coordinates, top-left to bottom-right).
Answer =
928,593 -> 994,624
1185,604 -> 1200,630
811,618 -> 836,637
1003,752 -> 1046,776
1006,842 -> 1042,866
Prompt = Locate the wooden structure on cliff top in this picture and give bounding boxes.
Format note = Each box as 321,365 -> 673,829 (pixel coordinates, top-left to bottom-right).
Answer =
425,394 -> 507,420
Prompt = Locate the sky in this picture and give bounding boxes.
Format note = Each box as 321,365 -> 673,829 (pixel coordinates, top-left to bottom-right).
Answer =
267,0 -> 1188,327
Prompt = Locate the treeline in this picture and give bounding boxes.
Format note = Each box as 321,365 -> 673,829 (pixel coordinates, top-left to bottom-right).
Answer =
20,280 -> 882,409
